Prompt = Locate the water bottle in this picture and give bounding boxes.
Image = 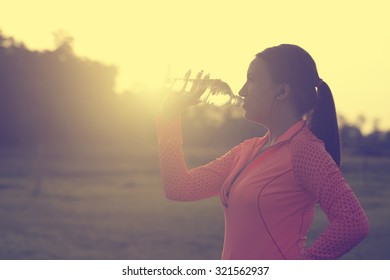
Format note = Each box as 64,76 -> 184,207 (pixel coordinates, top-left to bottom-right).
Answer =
199,79 -> 244,107
165,71 -> 244,107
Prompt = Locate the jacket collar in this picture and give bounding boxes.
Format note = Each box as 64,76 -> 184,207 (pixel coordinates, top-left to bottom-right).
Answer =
262,120 -> 307,145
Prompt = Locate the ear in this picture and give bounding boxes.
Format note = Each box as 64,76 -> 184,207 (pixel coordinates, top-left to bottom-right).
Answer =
275,83 -> 291,100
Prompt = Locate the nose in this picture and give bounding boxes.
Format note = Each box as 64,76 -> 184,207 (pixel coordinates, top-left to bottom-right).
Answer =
239,82 -> 247,97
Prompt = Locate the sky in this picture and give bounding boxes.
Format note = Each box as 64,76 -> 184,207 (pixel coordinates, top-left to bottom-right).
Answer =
1,0 -> 390,132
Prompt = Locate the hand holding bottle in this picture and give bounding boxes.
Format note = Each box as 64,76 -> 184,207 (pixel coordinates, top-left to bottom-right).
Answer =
160,69 -> 243,119
160,69 -> 210,119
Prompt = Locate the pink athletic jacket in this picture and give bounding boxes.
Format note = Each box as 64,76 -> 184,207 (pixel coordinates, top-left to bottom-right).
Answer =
156,116 -> 369,259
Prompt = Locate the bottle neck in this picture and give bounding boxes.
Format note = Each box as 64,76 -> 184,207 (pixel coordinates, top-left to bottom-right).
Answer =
231,95 -> 244,107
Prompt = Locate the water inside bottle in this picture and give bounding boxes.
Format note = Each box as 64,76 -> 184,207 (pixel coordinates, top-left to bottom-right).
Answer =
166,76 -> 244,107
200,80 -> 243,107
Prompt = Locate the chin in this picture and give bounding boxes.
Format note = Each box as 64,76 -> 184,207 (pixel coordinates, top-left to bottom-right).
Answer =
243,111 -> 264,125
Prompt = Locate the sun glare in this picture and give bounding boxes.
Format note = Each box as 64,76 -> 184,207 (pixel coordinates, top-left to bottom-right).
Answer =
2,0 -> 390,129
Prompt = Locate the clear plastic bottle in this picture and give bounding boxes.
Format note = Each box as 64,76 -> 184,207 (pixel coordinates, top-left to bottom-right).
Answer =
166,75 -> 244,107
199,79 -> 244,107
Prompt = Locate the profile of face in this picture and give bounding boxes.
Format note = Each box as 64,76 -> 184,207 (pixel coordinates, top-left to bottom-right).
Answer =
239,57 -> 281,125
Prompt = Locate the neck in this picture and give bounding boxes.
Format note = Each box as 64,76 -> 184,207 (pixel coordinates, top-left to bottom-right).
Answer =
267,115 -> 302,146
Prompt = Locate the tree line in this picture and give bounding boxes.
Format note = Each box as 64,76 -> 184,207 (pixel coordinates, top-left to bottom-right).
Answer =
0,30 -> 389,156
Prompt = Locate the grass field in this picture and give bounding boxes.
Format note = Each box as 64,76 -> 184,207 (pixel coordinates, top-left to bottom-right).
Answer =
0,145 -> 389,260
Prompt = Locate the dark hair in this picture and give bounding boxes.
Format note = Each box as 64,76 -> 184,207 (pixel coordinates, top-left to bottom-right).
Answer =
256,44 -> 341,166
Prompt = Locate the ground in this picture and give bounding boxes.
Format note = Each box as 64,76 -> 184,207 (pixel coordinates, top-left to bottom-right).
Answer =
0,145 -> 389,259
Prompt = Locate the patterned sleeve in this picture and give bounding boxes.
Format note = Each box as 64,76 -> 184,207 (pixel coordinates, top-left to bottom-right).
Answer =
291,135 -> 369,259
156,115 -> 240,201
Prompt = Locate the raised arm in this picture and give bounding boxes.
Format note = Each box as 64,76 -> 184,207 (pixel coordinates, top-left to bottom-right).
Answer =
156,115 -> 240,201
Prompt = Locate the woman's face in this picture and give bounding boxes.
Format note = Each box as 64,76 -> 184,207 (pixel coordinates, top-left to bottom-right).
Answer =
239,57 -> 280,125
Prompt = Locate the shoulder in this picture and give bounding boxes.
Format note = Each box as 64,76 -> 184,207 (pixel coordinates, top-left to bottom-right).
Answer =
288,125 -> 330,164
288,126 -> 342,195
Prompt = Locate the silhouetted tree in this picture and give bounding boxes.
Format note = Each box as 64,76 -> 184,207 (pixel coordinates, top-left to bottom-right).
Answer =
1,29 -> 390,158
0,30 -> 118,148
340,124 -> 363,155
360,120 -> 384,156
339,115 -> 390,157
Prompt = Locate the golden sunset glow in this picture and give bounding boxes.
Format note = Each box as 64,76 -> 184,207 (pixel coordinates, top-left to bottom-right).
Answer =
2,0 -> 390,131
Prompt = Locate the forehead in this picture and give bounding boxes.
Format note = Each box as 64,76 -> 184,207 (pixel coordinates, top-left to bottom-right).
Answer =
248,57 -> 269,77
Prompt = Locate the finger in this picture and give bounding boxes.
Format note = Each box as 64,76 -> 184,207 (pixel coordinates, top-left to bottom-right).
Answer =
181,69 -> 192,93
209,79 -> 221,95
189,70 -> 203,94
196,73 -> 210,97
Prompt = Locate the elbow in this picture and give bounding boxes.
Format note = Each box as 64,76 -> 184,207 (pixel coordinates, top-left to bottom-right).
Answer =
164,191 -> 182,201
351,213 -> 370,243
360,213 -> 370,240
163,187 -> 189,202
162,178 -> 192,201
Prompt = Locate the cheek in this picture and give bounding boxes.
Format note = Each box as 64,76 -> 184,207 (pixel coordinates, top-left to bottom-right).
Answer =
247,85 -> 267,105
247,84 -> 260,100
244,86 -> 274,122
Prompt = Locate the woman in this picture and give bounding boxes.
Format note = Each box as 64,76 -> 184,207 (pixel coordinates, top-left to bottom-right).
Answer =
156,44 -> 369,259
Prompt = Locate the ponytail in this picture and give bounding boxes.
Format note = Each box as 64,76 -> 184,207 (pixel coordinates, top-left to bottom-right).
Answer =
257,44 -> 341,166
309,81 -> 341,166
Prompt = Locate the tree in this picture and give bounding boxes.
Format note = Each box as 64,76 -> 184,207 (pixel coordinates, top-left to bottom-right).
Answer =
0,31 -> 118,148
